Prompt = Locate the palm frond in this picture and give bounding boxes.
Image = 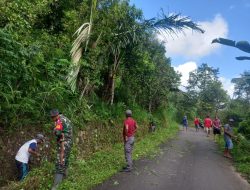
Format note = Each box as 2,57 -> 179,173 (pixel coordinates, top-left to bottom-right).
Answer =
70,23 -> 90,63
67,0 -> 97,93
144,12 -> 204,37
68,23 -> 90,92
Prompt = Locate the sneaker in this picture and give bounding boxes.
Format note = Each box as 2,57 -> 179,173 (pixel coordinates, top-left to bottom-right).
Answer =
122,166 -> 128,170
122,168 -> 132,172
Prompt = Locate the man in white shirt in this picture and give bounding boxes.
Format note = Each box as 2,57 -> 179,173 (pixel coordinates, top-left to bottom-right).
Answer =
15,134 -> 44,181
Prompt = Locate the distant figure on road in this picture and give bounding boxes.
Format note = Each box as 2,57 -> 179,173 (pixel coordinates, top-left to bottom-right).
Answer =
204,115 -> 213,137
15,134 -> 44,181
149,121 -> 156,133
199,119 -> 204,129
50,109 -> 73,190
194,117 -> 200,132
123,109 -> 137,172
213,116 -> 221,141
182,116 -> 188,131
223,119 -> 234,159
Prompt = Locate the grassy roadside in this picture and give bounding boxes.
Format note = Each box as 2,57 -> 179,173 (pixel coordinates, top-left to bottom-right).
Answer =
7,121 -> 178,190
217,135 -> 250,182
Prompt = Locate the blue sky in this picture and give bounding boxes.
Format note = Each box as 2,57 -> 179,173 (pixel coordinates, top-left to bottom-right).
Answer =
130,0 -> 250,96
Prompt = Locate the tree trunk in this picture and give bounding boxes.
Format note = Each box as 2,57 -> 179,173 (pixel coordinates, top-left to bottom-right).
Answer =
110,74 -> 115,105
148,100 -> 152,113
104,47 -> 122,105
103,68 -> 116,105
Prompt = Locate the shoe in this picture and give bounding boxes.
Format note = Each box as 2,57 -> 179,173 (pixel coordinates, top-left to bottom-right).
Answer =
122,168 -> 131,172
51,173 -> 63,190
225,154 -> 233,159
63,169 -> 68,179
122,166 -> 128,170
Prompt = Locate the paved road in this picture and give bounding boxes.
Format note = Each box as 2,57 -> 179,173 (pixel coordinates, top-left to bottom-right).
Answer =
94,127 -> 250,190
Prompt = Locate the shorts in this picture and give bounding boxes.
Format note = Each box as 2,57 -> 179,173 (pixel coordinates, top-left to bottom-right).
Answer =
183,124 -> 188,128
225,138 -> 233,149
195,124 -> 199,129
205,127 -> 211,132
213,128 -> 221,135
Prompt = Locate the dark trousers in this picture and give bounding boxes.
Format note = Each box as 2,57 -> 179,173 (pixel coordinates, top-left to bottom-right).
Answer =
15,160 -> 29,181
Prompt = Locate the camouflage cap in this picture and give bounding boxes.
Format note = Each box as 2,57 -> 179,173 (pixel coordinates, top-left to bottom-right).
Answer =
50,109 -> 59,117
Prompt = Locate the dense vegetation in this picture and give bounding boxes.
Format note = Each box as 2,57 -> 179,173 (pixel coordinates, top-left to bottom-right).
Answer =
0,0 -> 204,187
0,0 -> 249,188
0,0 -> 205,128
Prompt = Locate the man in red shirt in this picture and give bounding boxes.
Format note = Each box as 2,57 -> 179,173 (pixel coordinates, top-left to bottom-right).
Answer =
194,117 -> 200,132
213,116 -> 221,141
123,109 -> 137,172
204,115 -> 213,137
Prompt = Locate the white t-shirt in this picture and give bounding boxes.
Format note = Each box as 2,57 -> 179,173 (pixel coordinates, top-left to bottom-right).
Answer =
15,139 -> 37,164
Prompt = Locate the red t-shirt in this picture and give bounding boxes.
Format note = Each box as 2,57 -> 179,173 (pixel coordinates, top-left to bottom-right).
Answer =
123,117 -> 137,138
194,118 -> 199,125
204,118 -> 212,128
213,119 -> 221,129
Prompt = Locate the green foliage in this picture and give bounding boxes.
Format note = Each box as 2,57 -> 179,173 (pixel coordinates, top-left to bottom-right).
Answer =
0,0 -> 202,128
67,0 -> 203,104
232,71 -> 250,101
0,29 -> 73,127
238,117 -> 250,140
185,63 -> 228,118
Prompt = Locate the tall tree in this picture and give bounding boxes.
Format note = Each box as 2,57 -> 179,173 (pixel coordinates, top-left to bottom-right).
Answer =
187,63 -> 228,117
232,71 -> 250,101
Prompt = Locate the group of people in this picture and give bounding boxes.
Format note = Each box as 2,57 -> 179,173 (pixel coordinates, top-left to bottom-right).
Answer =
182,115 -> 235,159
15,109 -> 137,189
15,109 -> 73,189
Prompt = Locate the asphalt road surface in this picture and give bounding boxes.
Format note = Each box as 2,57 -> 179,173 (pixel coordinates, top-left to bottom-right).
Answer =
94,127 -> 250,190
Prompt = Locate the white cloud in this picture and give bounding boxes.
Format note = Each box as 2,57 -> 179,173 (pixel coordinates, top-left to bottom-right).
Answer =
174,61 -> 197,89
158,14 -> 228,59
219,77 -> 235,98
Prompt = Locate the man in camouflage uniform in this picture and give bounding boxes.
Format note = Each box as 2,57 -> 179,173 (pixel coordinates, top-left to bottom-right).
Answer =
50,109 -> 73,190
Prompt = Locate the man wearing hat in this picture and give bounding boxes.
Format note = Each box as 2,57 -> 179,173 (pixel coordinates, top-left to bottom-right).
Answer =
223,119 -> 234,158
50,109 -> 73,190
15,134 -> 44,180
122,109 -> 137,172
